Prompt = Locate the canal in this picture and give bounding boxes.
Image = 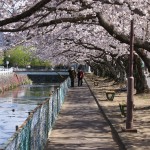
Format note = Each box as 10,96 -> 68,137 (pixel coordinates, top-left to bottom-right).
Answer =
0,82 -> 60,147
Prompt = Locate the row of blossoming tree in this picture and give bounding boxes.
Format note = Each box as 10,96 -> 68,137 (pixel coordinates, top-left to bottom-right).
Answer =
0,0 -> 150,93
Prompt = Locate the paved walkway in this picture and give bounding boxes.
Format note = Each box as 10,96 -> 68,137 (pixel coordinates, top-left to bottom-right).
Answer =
45,74 -> 150,150
44,80 -> 120,150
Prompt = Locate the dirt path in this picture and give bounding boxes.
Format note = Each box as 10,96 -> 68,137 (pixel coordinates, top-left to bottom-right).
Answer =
85,74 -> 150,150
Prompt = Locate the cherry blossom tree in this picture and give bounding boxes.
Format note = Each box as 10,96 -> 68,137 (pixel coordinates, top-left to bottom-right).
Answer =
0,0 -> 150,92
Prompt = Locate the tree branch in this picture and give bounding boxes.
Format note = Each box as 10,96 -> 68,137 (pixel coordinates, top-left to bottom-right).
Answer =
0,0 -> 52,26
96,12 -> 150,51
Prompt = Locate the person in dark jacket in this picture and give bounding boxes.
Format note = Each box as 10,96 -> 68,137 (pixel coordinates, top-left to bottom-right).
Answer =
77,69 -> 84,86
68,67 -> 76,87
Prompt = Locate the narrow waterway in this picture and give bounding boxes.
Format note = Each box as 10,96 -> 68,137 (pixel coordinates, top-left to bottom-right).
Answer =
0,83 -> 59,147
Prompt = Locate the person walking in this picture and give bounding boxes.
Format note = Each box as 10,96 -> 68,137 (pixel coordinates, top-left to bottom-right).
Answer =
77,69 -> 84,86
68,67 -> 76,87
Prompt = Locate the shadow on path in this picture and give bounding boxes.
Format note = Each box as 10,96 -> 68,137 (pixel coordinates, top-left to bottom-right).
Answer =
44,81 -> 120,150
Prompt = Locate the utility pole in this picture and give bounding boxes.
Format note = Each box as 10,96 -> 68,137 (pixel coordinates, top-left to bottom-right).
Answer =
124,19 -> 137,132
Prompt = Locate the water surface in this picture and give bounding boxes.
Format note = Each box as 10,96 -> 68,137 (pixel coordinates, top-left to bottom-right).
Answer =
0,83 -> 59,147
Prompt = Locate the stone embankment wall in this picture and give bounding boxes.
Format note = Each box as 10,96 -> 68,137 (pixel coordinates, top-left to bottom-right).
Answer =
0,73 -> 31,93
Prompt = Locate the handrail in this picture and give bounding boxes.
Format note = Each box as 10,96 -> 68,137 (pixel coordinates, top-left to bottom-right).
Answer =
13,68 -> 68,72
0,68 -> 13,75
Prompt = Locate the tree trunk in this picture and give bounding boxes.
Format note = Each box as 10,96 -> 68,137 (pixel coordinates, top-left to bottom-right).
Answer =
135,48 -> 150,73
121,53 -> 149,93
134,54 -> 149,93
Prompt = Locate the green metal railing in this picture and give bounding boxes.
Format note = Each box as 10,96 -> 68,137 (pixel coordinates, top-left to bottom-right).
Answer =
3,77 -> 71,150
